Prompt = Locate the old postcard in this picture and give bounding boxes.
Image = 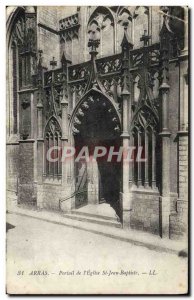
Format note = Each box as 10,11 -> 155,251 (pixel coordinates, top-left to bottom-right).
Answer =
6,5 -> 189,294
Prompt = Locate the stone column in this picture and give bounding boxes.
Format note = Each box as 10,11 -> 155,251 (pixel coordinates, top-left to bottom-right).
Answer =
35,51 -> 45,209
159,9 -> 172,238
120,22 -> 133,228
152,131 -> 157,189
137,132 -> 142,188
87,156 -> 99,205
121,95 -> 130,228
37,100 -> 44,209
59,53 -> 73,211
60,96 -> 72,211
144,130 -> 149,188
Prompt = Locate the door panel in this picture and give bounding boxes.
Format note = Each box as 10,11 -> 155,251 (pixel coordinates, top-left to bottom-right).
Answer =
75,159 -> 88,208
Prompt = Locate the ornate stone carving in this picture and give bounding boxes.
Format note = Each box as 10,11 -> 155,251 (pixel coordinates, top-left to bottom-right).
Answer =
82,102 -> 89,110
69,62 -> 90,82
59,13 -> 80,42
12,15 -> 25,45
44,71 -> 52,87
88,7 -> 114,40
53,86 -> 62,117
21,98 -> 30,109
45,116 -> 61,136
72,126 -> 80,135
77,108 -> 84,117
20,93 -> 31,140
97,55 -> 122,75
71,92 -> 121,136
130,32 -> 160,133
74,116 -> 81,125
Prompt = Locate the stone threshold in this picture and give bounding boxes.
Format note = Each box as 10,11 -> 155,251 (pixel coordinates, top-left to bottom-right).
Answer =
7,205 -> 187,256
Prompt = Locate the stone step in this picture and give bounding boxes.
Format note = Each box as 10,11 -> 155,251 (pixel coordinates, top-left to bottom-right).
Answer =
63,212 -> 122,228
7,208 -> 186,255
70,209 -> 118,222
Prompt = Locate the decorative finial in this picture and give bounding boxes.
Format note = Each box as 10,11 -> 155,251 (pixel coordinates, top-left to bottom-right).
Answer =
50,57 -> 57,69
61,52 -> 66,65
38,49 -> 43,65
61,52 -> 71,71
88,29 -> 100,58
120,21 -> 133,49
140,30 -> 151,47
123,20 -> 129,31
36,49 -> 43,86
88,39 -> 100,56
161,6 -> 169,16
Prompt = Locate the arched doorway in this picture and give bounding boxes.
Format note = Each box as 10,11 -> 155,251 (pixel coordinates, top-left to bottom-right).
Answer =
71,91 -> 122,219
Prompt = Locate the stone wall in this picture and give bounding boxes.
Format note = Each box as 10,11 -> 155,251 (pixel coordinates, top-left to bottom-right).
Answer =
169,135 -> 188,240
178,135 -> 188,200
6,143 -> 19,194
37,181 -> 63,210
18,141 -> 36,205
37,7 -> 60,70
169,62 -> 179,194
130,189 -> 160,235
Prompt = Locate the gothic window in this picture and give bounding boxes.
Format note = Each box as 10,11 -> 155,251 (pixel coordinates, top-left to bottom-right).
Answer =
151,7 -> 160,44
133,6 -> 149,48
117,8 -> 132,52
88,7 -> 114,56
11,42 -> 18,134
8,10 -> 25,135
59,12 -> 80,63
7,7 -> 36,137
131,105 -> 159,190
44,117 -> 62,178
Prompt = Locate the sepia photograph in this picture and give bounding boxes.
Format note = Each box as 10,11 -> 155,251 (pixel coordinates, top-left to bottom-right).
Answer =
6,4 -> 189,295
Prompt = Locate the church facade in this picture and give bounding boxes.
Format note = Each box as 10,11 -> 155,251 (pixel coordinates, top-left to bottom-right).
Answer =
6,6 -> 189,240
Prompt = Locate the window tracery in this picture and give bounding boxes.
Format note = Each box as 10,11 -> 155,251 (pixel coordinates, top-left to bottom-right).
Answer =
44,117 -> 62,178
88,7 -> 114,56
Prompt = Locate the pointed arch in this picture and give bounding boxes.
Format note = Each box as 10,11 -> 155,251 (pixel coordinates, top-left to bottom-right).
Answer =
44,115 -> 62,137
7,6 -> 36,137
7,7 -> 25,137
87,6 -> 115,56
88,6 -> 114,27
116,7 -> 132,52
133,6 -> 150,48
70,88 -> 120,126
44,116 -> 62,178
69,88 -> 121,136
6,6 -> 25,48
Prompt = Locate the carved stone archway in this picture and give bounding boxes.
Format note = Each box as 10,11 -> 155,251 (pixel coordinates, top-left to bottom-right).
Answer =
69,89 -> 122,218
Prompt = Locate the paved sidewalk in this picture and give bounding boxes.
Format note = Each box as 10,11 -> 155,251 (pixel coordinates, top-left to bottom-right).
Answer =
7,212 -> 188,294
7,202 -> 187,256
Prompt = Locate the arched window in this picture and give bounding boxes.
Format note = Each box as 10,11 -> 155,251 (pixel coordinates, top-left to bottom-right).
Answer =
7,7 -> 36,136
88,7 -> 115,56
131,105 -> 159,190
7,9 -> 25,135
117,8 -> 132,52
133,6 -> 149,48
44,117 -> 62,178
11,42 -> 18,134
